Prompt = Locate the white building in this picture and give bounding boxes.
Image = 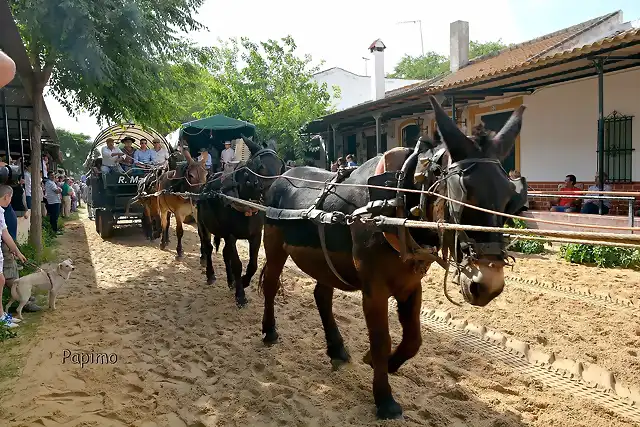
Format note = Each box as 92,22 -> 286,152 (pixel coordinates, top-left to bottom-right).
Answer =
312,67 -> 423,112
307,10 -> 640,216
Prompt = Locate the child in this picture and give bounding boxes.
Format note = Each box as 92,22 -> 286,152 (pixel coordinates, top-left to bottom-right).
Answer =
0,185 -> 27,328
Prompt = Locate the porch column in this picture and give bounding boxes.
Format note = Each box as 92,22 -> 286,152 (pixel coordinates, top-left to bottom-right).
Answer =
595,59 -> 605,215
17,107 -> 24,174
331,124 -> 339,161
326,125 -> 331,169
450,96 -> 456,123
1,88 -> 9,163
373,112 -> 382,154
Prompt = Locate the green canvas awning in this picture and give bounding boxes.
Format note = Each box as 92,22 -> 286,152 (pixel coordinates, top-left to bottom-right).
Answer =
182,114 -> 256,131
180,114 -> 256,155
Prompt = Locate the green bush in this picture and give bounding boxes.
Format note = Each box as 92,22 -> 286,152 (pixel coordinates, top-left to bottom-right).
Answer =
559,244 -> 640,269
504,218 -> 549,254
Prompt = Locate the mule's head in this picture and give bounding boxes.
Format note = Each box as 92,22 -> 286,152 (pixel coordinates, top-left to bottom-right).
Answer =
182,149 -> 208,189
241,135 -> 285,194
428,95 -> 528,306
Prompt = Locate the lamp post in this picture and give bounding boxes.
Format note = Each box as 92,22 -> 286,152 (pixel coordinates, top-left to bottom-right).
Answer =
397,20 -> 424,56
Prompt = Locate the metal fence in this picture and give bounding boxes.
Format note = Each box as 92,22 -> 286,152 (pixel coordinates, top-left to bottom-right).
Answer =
529,193 -> 636,227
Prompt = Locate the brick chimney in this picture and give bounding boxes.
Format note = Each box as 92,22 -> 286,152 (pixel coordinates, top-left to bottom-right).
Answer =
450,20 -> 469,73
369,39 -> 386,101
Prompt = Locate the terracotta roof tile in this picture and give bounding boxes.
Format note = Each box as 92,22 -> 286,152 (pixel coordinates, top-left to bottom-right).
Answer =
435,11 -> 620,87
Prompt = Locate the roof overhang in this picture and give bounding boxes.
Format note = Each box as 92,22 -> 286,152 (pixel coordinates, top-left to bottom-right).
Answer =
305,28 -> 640,134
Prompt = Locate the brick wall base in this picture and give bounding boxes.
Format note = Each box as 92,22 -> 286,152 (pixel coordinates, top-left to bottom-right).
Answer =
528,181 -> 640,215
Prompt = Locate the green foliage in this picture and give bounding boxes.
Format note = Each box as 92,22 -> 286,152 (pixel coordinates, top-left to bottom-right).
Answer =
10,0 -> 206,130
56,128 -> 92,176
504,218 -> 548,254
388,39 -> 508,80
559,244 -> 640,269
0,322 -> 18,341
196,36 -> 336,162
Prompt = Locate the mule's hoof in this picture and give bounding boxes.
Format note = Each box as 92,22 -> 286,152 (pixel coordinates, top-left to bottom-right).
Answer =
330,357 -> 350,371
236,296 -> 248,308
376,398 -> 403,420
207,276 -> 217,285
328,345 -> 350,370
263,330 -> 279,345
227,281 -> 235,290
160,244 -> 167,250
175,255 -> 184,261
200,258 -> 206,267
362,350 -> 373,368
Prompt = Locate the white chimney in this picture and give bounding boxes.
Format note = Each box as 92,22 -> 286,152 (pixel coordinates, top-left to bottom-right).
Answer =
369,39 -> 386,101
450,20 -> 469,73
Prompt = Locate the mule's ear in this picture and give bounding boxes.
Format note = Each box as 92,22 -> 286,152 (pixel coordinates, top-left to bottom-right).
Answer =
242,135 -> 261,155
428,95 -> 473,161
491,105 -> 526,160
199,151 -> 208,165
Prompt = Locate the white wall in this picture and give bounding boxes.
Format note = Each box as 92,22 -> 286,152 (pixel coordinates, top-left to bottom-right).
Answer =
520,67 -> 640,182
313,68 -> 423,112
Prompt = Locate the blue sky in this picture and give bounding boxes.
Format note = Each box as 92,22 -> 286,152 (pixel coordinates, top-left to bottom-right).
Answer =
44,0 -> 640,139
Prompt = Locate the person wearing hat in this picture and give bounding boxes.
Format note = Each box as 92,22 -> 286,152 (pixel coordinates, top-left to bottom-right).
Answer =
120,137 -> 137,171
220,141 -> 236,173
152,138 -> 170,166
100,137 -> 125,174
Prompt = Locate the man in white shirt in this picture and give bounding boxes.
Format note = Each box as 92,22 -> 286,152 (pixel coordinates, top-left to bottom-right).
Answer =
221,141 -> 236,173
101,138 -> 125,174
152,138 -> 170,166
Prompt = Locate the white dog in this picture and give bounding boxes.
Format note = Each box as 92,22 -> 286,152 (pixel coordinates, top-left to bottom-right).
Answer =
5,259 -> 75,320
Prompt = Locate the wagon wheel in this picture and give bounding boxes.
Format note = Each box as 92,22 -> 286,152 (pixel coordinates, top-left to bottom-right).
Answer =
97,210 -> 114,239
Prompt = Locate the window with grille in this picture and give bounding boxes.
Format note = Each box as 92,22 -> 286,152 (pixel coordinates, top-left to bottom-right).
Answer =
597,111 -> 634,183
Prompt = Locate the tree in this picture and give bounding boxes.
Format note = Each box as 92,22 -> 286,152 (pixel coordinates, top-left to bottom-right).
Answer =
56,129 -> 92,176
388,39 -> 509,80
6,0 -> 204,256
197,36 -> 338,162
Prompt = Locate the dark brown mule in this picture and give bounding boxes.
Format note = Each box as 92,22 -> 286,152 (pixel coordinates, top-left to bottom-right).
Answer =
258,95 -> 527,419
157,149 -> 208,259
197,138 -> 284,307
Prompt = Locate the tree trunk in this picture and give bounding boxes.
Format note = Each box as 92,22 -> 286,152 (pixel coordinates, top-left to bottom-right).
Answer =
29,81 -> 45,256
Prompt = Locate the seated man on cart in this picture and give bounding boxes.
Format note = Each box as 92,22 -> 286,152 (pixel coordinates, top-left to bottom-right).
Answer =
100,138 -> 125,174
132,138 -> 156,174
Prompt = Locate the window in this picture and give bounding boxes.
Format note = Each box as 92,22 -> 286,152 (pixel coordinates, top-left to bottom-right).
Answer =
599,111 -> 634,183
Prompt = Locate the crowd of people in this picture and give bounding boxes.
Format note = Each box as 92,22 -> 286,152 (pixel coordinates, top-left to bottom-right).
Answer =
97,135 -> 239,177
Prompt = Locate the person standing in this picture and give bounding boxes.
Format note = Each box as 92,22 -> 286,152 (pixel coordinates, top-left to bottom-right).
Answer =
24,162 -> 32,210
61,177 -> 71,218
43,175 -> 62,235
0,185 -> 29,327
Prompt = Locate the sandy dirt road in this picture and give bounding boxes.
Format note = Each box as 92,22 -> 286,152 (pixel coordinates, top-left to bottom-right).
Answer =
0,212 -> 637,427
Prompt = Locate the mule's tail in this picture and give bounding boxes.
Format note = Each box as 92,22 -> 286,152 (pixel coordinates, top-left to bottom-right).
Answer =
257,262 -> 266,296
214,236 -> 221,253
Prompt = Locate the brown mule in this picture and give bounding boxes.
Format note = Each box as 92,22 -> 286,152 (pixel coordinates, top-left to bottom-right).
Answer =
258,95 -> 527,420
157,149 -> 208,259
